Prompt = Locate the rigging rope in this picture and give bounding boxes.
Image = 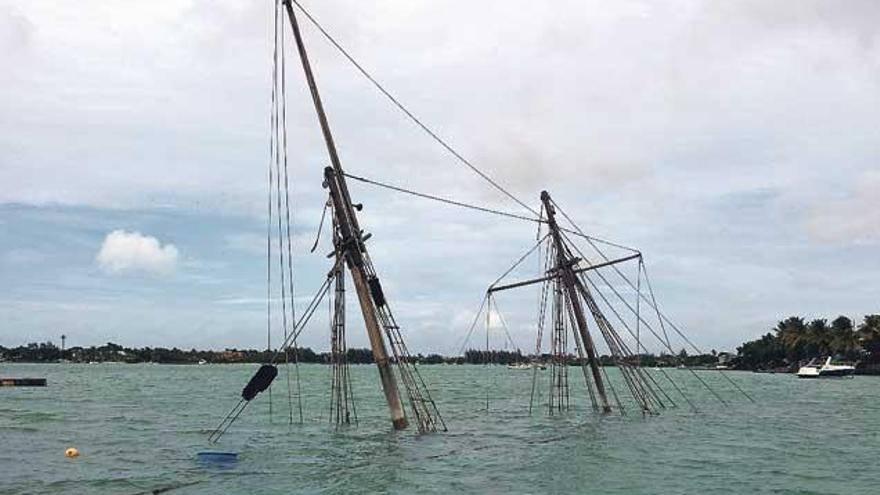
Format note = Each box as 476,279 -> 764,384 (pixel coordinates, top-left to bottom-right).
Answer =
344,172 -> 540,224
270,266 -> 337,365
280,0 -> 294,424
489,296 -> 521,352
266,0 -> 281,421
288,0 -> 538,218
265,0 -> 303,427
279,6 -> 304,425
529,238 -> 552,414
552,200 -> 754,402
488,233 -> 549,289
557,225 -> 730,406
209,272 -> 335,444
346,171 -> 641,261
455,294 -> 488,357
310,200 -> 329,253
273,0 -> 295,426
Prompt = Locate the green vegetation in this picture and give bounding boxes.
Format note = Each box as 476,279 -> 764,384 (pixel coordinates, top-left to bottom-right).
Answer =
461,349 -> 720,367
3,314 -> 878,373
0,342 -> 376,365
736,315 -> 880,371
0,341 -> 716,367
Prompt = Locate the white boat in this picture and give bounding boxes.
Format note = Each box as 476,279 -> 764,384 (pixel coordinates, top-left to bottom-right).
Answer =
197,359 -> 208,365
506,362 -> 547,370
796,357 -> 855,378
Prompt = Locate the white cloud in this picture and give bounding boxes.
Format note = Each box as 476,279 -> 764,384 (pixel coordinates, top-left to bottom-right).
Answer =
96,230 -> 179,275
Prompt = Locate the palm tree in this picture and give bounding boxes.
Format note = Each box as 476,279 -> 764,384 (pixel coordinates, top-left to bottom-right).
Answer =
829,316 -> 859,359
774,316 -> 807,361
805,319 -> 830,357
858,315 -> 880,358
858,315 -> 880,339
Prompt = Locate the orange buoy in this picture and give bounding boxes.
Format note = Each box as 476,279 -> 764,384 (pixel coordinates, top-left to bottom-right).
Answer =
65,447 -> 79,458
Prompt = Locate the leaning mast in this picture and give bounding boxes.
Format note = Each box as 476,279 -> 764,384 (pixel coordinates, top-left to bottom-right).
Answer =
281,0 -> 442,432
540,191 -> 612,412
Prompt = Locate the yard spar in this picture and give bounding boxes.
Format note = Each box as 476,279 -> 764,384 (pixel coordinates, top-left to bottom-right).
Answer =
476,191 -> 755,416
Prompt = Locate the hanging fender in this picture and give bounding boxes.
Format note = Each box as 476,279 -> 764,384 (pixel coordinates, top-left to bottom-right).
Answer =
241,364 -> 278,401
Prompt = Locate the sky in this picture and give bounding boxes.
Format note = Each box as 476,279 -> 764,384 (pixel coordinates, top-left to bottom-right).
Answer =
1,0 -> 878,354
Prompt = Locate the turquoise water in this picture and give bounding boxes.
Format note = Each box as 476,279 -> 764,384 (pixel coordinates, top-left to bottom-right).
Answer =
0,363 -> 876,494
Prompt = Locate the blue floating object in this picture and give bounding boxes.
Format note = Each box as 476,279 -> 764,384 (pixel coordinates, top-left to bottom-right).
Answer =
196,451 -> 238,464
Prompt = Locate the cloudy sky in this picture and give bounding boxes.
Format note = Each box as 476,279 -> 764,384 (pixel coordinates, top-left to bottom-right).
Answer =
1,0 -> 878,354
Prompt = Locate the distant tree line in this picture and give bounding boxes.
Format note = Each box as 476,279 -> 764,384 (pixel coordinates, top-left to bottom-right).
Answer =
0,341 -> 720,367
0,342 -> 378,365
736,315 -> 880,371
462,349 -> 526,364
0,341 -> 472,365
10,314 -> 878,371
459,349 -> 719,367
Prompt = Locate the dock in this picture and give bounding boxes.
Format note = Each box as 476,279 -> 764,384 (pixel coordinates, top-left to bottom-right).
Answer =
0,378 -> 47,387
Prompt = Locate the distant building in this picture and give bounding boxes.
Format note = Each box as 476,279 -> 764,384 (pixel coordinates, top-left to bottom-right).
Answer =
221,350 -> 245,362
717,352 -> 735,365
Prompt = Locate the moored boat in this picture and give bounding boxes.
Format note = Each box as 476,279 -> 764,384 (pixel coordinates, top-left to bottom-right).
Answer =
796,357 -> 855,378
507,362 -> 545,370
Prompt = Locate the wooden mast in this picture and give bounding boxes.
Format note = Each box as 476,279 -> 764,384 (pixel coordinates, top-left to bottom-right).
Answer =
282,0 -> 408,430
540,191 -> 612,412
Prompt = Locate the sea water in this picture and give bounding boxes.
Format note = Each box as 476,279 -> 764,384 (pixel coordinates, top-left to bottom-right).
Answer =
0,363 -> 876,494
